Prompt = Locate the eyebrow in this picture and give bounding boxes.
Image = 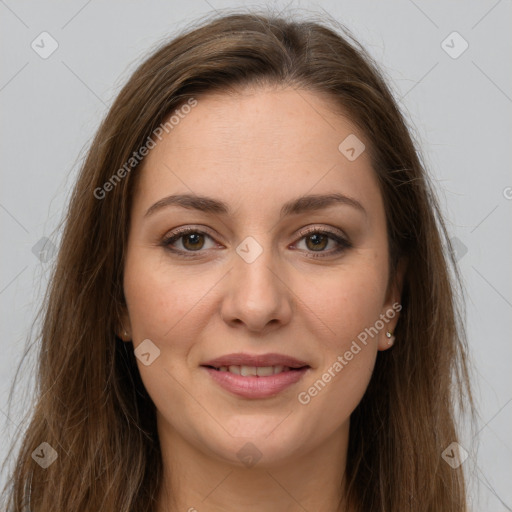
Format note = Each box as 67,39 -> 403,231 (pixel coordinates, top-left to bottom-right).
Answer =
144,192 -> 367,219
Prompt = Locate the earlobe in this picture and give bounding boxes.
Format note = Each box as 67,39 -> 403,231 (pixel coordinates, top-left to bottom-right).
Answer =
378,293 -> 401,351
385,330 -> 395,347
378,326 -> 397,351
116,327 -> 132,342
377,287 -> 401,352
117,310 -> 132,342
378,256 -> 407,352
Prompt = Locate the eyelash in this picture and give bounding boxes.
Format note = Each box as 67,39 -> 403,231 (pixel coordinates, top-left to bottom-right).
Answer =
160,226 -> 352,259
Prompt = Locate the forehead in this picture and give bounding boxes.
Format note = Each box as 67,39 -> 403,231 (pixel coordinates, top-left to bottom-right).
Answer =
152,87 -> 362,161
133,87 -> 382,220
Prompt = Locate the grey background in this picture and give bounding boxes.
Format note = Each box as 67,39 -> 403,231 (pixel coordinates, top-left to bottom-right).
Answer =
1,0 -> 511,510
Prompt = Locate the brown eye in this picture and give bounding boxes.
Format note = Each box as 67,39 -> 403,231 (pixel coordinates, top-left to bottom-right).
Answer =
304,233 -> 329,251
181,232 -> 205,251
295,228 -> 352,259
162,226 -> 351,259
162,228 -> 216,255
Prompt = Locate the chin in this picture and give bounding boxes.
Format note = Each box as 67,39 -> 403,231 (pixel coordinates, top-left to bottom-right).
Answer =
210,435 -> 303,469
193,415 -> 314,469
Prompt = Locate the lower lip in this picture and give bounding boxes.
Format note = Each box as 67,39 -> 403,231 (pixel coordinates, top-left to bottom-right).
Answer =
202,367 -> 309,399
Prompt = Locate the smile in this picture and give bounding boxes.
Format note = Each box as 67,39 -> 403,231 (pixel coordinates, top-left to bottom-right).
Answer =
207,365 -> 299,376
200,353 -> 311,399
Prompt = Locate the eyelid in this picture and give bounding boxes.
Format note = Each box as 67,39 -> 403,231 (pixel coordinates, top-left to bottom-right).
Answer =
163,224 -> 216,239
297,224 -> 348,241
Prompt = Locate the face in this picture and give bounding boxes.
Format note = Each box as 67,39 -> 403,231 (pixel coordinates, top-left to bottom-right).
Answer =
120,87 -> 402,468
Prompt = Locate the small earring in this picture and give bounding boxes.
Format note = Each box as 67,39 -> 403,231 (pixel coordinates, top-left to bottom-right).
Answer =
385,331 -> 395,346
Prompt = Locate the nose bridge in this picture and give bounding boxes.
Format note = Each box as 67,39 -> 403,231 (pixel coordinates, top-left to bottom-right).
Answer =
221,233 -> 292,331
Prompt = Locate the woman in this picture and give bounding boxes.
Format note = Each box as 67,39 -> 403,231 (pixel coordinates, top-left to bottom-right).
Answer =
1,10 -> 473,512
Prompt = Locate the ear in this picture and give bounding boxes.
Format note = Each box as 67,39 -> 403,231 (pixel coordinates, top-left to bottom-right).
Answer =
116,305 -> 133,342
377,256 -> 407,351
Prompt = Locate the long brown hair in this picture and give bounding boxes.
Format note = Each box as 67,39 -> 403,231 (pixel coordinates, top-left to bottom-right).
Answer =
1,9 -> 474,511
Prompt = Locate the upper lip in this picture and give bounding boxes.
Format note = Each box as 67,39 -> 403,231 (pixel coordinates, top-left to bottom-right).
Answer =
201,353 -> 310,369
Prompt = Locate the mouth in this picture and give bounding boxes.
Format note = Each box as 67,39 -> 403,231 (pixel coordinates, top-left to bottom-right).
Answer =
200,353 -> 311,399
203,364 -> 308,376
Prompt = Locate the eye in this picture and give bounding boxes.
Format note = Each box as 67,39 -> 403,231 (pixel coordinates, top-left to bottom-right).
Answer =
161,227 -> 217,255
161,226 -> 352,258
293,227 -> 352,258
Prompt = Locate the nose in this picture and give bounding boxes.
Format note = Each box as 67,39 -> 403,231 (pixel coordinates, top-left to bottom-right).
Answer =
220,242 -> 293,334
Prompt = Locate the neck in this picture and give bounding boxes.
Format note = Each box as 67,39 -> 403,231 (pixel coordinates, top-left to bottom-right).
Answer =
155,418 -> 351,512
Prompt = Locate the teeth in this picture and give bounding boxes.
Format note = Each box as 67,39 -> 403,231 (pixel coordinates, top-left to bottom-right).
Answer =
240,365 -> 257,376
215,365 -> 294,376
256,366 -> 274,377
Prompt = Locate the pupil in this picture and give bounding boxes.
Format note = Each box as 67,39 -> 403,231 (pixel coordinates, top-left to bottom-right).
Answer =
185,233 -> 203,250
308,234 -> 326,251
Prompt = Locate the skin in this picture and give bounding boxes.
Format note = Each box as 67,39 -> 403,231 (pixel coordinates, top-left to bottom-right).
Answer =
119,86 -> 404,512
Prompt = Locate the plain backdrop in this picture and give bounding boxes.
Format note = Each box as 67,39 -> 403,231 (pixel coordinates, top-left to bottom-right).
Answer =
1,1 -> 511,510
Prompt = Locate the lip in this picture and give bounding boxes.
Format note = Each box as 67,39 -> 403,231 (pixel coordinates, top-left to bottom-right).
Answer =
202,366 -> 310,399
200,352 -> 311,399
201,352 -> 310,368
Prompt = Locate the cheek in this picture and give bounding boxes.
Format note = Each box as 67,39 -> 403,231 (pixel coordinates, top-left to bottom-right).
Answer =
122,252 -> 212,421
292,261 -> 385,420
297,261 -> 387,351
296,344 -> 376,442
123,249 -> 208,342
